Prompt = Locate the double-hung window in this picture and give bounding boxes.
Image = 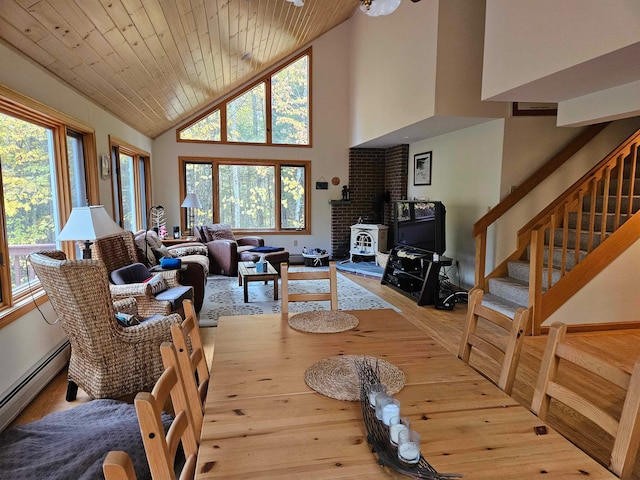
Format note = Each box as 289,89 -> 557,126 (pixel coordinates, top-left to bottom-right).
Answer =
0,87 -> 98,324
110,137 -> 151,231
180,158 -> 310,234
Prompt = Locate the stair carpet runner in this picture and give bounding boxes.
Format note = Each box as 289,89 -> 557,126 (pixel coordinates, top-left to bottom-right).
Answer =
484,163 -> 640,318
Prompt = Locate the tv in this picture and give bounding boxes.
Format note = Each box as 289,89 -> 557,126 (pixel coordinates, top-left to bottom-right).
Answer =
393,200 -> 446,255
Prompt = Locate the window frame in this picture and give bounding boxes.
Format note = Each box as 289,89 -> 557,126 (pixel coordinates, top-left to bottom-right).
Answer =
179,157 -> 311,235
109,136 -> 152,231
0,85 -> 99,327
176,48 -> 312,147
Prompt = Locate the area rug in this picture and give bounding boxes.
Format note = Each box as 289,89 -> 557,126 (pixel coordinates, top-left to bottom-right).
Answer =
199,268 -> 400,327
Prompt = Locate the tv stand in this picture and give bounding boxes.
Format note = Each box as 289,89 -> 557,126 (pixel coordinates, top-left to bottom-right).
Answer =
381,245 -> 452,306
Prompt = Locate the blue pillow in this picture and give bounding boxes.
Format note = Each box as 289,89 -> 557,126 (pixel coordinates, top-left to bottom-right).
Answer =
160,257 -> 182,269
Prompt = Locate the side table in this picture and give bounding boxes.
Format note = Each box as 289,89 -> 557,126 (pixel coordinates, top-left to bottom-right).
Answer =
162,237 -> 197,246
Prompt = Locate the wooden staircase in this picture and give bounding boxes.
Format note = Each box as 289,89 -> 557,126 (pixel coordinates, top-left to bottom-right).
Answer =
474,125 -> 640,335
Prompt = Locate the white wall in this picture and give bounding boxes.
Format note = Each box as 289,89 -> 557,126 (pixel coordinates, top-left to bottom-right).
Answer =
407,120 -> 505,287
0,41 -> 153,400
434,0 -> 506,119
482,0 -> 640,100
151,22 -> 352,256
348,0 -> 439,146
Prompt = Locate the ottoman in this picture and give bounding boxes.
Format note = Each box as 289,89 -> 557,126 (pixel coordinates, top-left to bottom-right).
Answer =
240,250 -> 289,275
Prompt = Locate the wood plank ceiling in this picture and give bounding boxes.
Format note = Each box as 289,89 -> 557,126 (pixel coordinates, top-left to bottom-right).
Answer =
0,0 -> 359,138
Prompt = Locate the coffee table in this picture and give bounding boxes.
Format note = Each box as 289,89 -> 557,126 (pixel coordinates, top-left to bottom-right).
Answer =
237,261 -> 279,303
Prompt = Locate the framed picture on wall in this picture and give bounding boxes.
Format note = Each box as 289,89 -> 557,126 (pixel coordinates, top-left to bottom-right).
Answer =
414,151 -> 432,186
100,155 -> 111,179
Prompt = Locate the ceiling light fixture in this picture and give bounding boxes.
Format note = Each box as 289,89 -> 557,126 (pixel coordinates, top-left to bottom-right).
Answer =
360,0 -> 401,17
285,0 -> 304,7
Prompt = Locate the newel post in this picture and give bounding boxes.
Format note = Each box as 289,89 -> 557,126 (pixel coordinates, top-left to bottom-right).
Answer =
528,227 -> 545,335
474,231 -> 487,290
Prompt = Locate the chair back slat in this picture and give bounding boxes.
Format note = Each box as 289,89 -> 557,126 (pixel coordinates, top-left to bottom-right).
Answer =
458,288 -> 530,395
532,322 -> 640,480
281,262 -> 338,313
169,301 -> 210,440
103,353 -> 198,480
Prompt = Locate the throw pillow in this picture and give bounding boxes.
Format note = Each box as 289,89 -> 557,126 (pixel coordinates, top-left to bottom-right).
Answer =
203,224 -> 235,242
143,274 -> 168,295
115,312 -> 141,327
133,233 -> 156,267
169,245 -> 208,257
152,245 -> 171,261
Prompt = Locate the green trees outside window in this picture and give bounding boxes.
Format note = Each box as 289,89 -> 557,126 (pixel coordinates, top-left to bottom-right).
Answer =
182,159 -> 309,233
178,49 -> 310,146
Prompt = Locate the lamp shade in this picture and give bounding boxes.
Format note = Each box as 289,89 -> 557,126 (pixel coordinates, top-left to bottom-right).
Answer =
181,193 -> 202,209
57,205 -> 124,241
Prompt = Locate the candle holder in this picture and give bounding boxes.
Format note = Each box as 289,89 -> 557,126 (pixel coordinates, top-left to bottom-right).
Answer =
355,358 -> 462,480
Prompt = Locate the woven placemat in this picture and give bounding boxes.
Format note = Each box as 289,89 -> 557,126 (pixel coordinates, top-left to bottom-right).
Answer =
288,310 -> 359,333
304,355 -> 405,401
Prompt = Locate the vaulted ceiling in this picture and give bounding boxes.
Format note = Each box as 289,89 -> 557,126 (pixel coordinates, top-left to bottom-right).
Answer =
0,0 -> 360,138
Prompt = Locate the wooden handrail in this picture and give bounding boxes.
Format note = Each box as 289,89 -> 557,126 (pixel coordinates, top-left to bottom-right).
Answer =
473,123 -> 609,238
518,129 -> 639,237
474,123 -> 640,335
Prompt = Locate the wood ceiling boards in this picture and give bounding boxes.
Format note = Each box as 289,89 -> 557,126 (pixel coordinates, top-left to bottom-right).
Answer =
0,0 -> 359,138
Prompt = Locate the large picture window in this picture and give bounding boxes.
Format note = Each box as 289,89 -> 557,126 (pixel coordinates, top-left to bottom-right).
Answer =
180,158 -> 310,234
0,86 -> 98,325
177,49 -> 311,147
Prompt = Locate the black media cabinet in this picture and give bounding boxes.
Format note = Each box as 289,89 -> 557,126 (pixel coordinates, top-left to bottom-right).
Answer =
381,245 -> 452,306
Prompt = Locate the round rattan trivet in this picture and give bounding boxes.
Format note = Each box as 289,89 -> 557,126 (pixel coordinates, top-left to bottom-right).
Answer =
304,355 -> 405,401
288,310 -> 359,333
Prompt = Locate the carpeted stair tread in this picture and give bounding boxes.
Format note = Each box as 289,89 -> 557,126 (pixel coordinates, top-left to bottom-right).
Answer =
508,260 -> 561,289
481,293 -> 526,319
487,276 -> 529,308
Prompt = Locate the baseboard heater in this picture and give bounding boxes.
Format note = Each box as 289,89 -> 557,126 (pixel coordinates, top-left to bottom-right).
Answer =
0,340 -> 70,432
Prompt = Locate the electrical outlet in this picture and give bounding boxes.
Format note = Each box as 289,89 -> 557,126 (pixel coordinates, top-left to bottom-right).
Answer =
293,240 -> 298,246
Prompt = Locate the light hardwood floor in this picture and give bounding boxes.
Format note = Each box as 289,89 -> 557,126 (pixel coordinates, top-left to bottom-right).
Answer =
12,272 -> 640,478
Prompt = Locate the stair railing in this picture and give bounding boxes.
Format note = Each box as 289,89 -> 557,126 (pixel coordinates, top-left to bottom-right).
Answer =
473,124 -> 610,290
520,132 -> 640,332
474,124 -> 640,334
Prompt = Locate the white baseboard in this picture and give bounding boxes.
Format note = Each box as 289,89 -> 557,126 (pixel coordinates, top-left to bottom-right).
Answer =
0,340 -> 70,432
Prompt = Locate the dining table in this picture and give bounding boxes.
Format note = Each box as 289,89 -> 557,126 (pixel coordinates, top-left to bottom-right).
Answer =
195,308 -> 617,479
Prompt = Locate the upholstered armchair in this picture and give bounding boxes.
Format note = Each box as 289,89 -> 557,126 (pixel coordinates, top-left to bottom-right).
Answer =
29,251 -> 182,401
132,230 -> 209,312
92,231 -> 195,315
193,223 -> 264,277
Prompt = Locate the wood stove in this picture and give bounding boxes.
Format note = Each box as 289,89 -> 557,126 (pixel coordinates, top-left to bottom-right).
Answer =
348,224 -> 388,262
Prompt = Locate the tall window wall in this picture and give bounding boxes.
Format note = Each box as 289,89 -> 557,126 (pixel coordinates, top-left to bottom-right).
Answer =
0,87 -> 98,326
177,49 -> 311,147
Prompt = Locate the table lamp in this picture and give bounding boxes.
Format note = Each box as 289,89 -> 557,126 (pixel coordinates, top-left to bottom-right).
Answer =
57,205 -> 124,259
181,193 -> 202,237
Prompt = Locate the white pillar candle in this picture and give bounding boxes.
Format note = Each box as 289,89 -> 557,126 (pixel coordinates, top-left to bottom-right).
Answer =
397,428 -> 421,464
389,421 -> 407,445
368,383 -> 386,408
382,399 -> 400,426
398,443 -> 420,463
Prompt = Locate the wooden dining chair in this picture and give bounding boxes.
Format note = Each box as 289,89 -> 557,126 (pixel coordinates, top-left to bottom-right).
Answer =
168,299 -> 210,440
103,344 -> 199,480
532,322 -> 640,480
280,261 -> 338,313
458,288 -> 531,395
